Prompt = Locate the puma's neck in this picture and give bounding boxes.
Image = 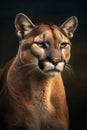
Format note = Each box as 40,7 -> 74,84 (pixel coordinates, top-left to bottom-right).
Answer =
7,55 -> 65,110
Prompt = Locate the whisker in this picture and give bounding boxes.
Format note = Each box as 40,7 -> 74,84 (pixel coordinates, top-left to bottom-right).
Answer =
64,63 -> 74,76
62,63 -> 75,86
26,66 -> 38,76
18,63 -> 36,69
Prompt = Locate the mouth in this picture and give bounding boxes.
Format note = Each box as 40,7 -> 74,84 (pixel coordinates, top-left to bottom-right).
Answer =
38,60 -> 64,76
44,70 -> 60,76
45,69 -> 60,72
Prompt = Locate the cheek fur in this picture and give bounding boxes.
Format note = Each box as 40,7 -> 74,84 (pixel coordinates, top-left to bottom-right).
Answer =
30,44 -> 45,59
62,46 -> 71,62
20,49 -> 38,65
66,53 -> 71,63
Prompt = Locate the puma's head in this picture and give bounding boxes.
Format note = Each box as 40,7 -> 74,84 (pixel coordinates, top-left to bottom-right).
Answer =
14,13 -> 78,76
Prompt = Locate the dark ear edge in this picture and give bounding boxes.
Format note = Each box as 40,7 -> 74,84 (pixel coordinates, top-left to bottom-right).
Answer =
61,16 -> 78,39
14,13 -> 35,39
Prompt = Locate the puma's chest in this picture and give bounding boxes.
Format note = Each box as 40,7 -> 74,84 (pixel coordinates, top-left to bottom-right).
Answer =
31,89 -> 55,120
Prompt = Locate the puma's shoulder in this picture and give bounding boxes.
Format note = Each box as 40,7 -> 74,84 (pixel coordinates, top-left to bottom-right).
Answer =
0,59 -> 14,90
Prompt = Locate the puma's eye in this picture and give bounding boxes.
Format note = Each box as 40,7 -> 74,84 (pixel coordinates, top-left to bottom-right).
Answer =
60,42 -> 68,49
35,42 -> 49,50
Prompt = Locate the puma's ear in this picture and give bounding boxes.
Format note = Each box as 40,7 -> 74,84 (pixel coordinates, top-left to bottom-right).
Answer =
61,16 -> 78,39
14,13 -> 35,39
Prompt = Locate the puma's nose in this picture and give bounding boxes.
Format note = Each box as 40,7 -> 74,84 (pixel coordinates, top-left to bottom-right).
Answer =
47,57 -> 61,66
51,58 -> 59,66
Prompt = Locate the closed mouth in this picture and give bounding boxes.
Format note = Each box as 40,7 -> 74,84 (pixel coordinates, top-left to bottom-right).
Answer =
44,69 -> 60,77
44,69 -> 60,73
38,60 -> 64,76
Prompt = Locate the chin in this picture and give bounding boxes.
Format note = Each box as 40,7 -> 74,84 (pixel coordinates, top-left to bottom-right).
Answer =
43,70 -> 61,77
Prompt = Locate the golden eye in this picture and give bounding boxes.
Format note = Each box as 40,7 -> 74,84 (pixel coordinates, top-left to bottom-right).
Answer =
35,42 -> 49,50
60,42 -> 68,49
37,42 -> 44,47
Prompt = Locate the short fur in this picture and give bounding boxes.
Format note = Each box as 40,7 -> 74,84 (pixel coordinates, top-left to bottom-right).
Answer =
0,13 -> 78,130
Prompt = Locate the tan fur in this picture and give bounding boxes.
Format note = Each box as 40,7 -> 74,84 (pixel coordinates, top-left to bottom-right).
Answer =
0,14 -> 78,130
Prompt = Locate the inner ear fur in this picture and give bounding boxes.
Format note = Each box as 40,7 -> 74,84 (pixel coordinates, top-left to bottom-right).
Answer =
14,13 -> 35,38
61,16 -> 78,39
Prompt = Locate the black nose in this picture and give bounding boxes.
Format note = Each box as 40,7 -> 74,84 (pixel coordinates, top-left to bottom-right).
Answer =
47,56 -> 61,66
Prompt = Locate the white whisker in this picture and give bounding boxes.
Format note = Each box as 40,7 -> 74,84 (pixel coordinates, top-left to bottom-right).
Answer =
18,63 -> 36,69
64,63 -> 74,76
26,66 -> 38,75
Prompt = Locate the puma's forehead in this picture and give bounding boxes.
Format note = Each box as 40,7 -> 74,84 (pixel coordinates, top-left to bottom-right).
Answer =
34,24 -> 70,44
34,30 -> 54,43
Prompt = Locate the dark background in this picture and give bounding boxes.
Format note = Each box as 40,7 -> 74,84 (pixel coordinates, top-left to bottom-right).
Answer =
0,0 -> 87,130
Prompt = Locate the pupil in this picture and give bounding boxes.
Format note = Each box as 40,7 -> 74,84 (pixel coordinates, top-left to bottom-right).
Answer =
61,42 -> 67,48
38,42 -> 48,49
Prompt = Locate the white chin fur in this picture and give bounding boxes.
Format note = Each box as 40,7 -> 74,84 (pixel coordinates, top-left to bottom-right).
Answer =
41,61 -> 65,77
43,62 -> 55,71
43,61 -> 64,72
56,62 -> 65,72
45,71 -> 59,77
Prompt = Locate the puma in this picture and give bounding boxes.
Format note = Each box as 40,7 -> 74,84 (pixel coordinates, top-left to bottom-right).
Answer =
0,13 -> 78,130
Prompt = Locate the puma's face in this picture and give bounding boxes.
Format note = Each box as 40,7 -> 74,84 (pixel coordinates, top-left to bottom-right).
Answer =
15,13 -> 78,76
18,25 -> 71,77
30,25 -> 71,76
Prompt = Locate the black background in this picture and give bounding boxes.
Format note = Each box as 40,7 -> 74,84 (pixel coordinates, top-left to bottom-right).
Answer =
0,0 -> 87,130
